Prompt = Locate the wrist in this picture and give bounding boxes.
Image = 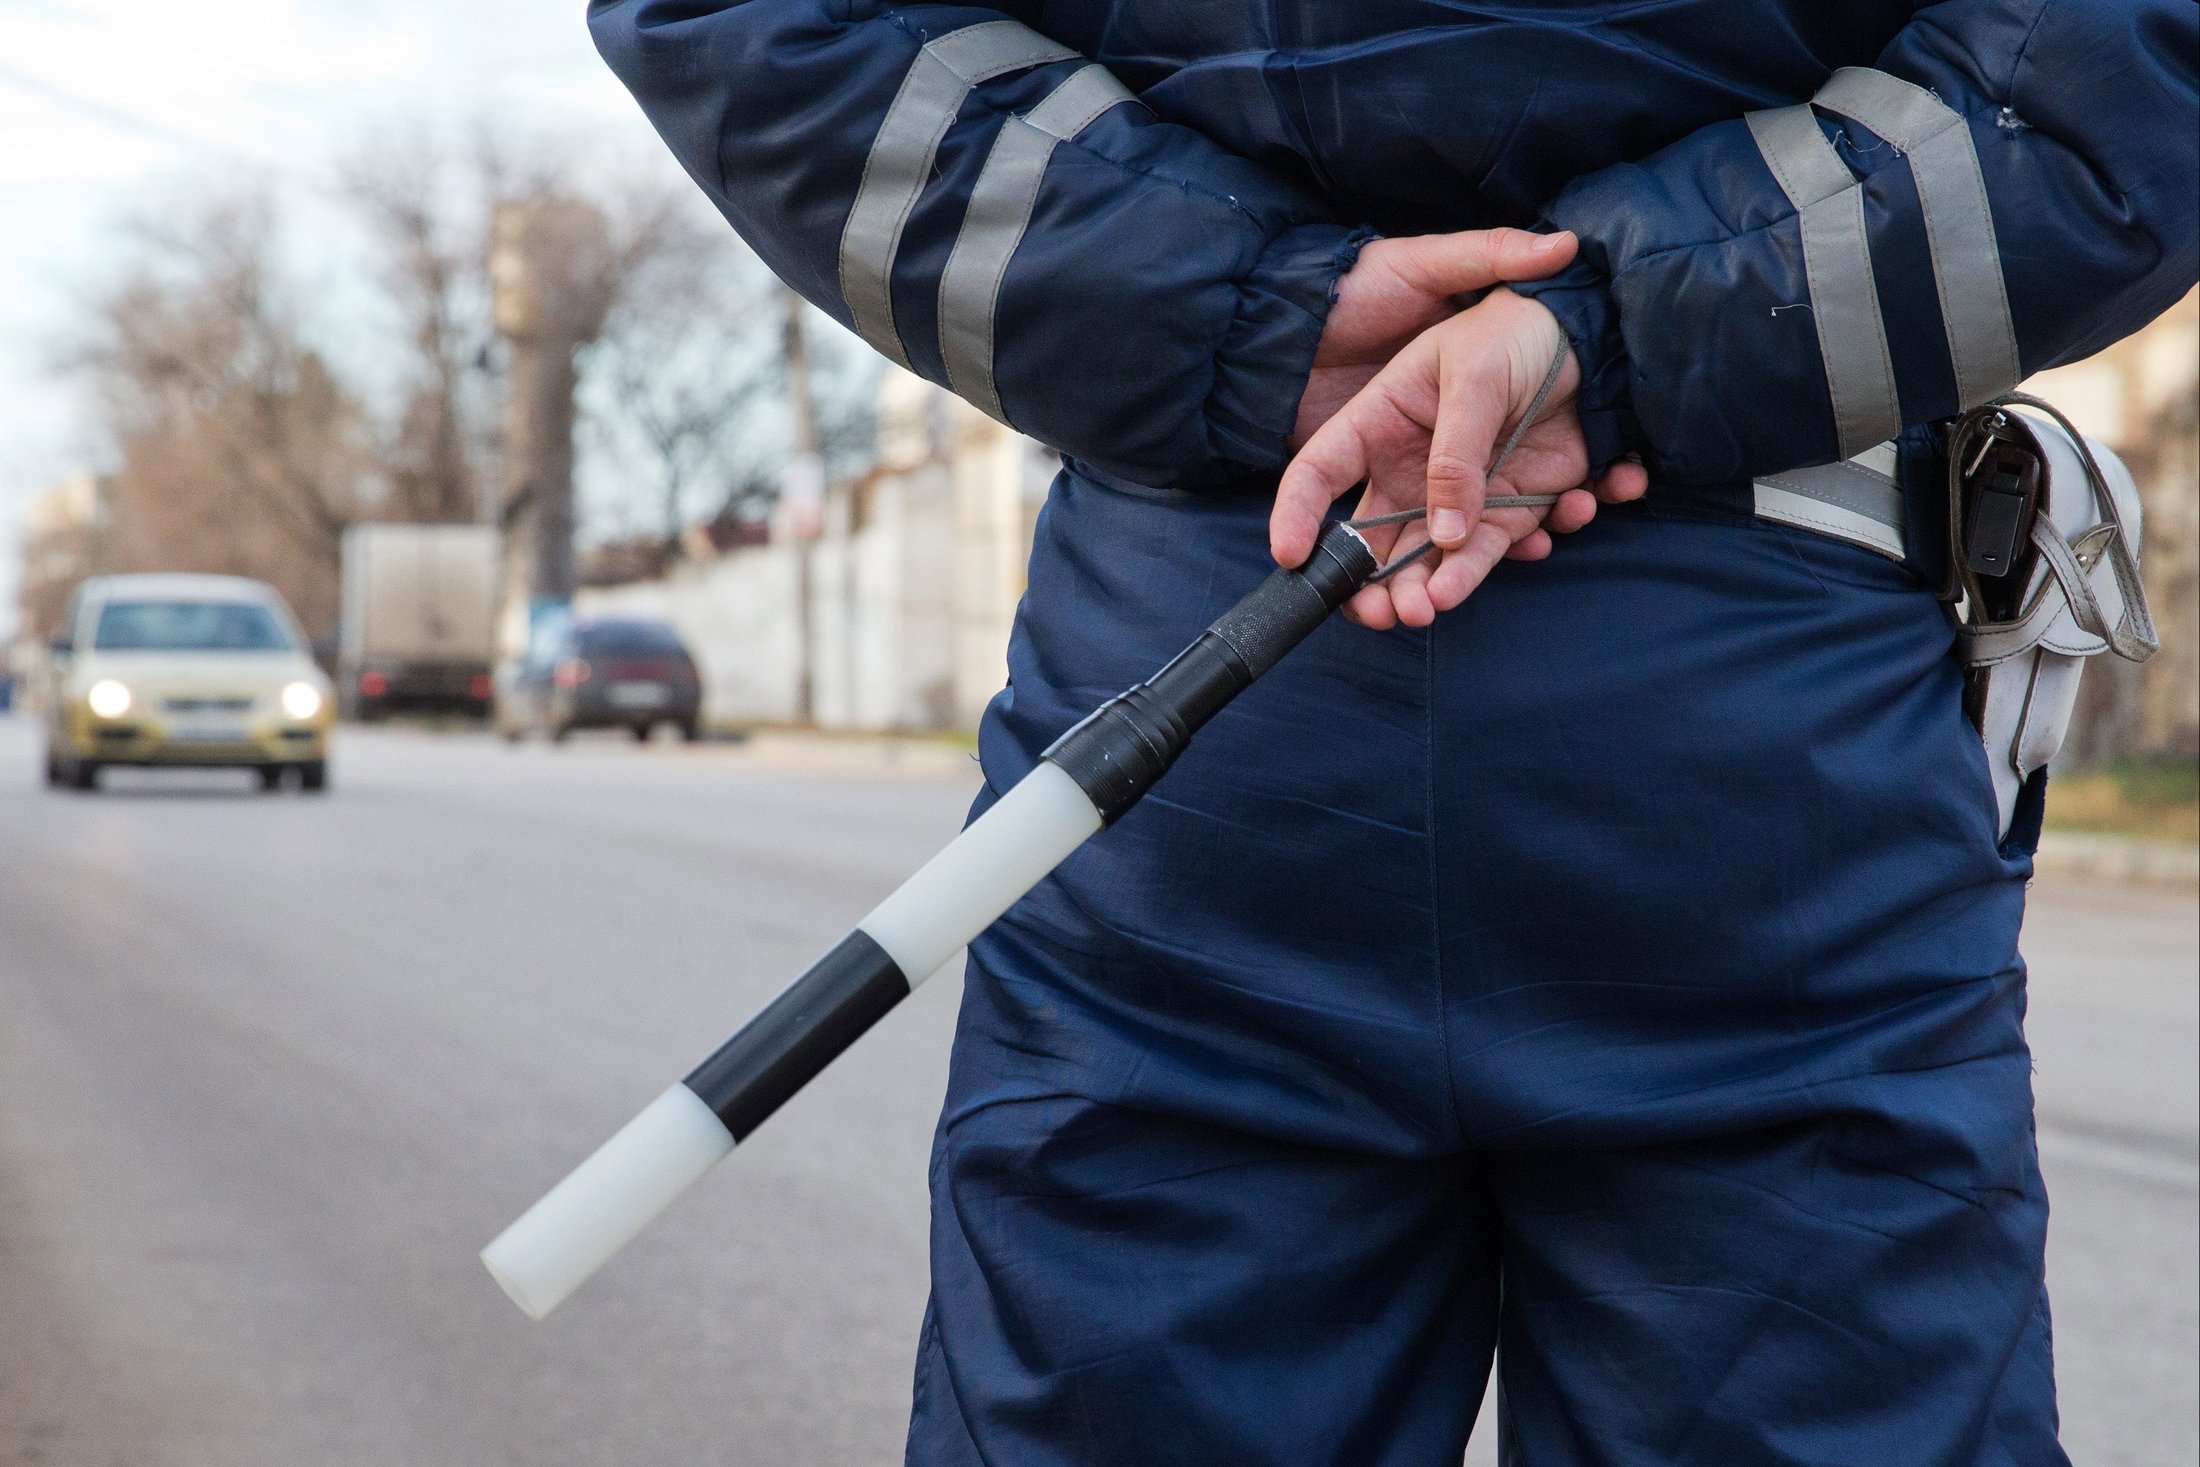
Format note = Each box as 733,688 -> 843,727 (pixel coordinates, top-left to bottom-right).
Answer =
1482,288 -> 1579,402
1230,224 -> 1379,479
1487,285 -> 1567,344
1509,264 -> 1639,471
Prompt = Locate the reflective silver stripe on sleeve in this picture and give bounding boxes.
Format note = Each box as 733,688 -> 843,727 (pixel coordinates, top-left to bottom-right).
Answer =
938,63 -> 1136,424
838,21 -> 1077,370
1815,66 -> 2021,410
1746,104 -> 1902,458
1753,443 -> 1907,560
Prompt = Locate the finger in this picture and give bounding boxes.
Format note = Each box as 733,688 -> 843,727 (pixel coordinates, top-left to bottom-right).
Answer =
1272,411 -> 1374,565
1367,541 -> 1438,629
1547,487 -> 1599,534
1345,582 -> 1397,630
1345,481 -> 1411,563
1596,456 -> 1650,503
1425,521 -> 1515,612
1506,528 -> 1554,561
1387,554 -> 1438,628
1476,506 -> 1549,554
1384,228 -> 1577,302
1424,348 -> 1507,549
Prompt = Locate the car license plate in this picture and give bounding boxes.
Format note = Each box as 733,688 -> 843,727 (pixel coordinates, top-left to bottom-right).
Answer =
607,681 -> 669,709
169,720 -> 249,742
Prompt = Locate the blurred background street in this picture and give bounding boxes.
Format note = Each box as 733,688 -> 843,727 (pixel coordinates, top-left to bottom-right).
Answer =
0,716 -> 2191,1467
2,4 -> 2195,1464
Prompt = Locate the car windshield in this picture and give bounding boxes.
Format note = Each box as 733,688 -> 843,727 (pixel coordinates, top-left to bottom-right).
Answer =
93,600 -> 293,653
577,621 -> 685,656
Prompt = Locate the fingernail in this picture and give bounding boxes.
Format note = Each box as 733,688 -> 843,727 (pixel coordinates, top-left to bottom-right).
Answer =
1532,232 -> 1569,252
1430,508 -> 1467,544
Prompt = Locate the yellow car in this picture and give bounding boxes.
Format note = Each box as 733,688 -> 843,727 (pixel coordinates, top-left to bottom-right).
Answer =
44,573 -> 336,793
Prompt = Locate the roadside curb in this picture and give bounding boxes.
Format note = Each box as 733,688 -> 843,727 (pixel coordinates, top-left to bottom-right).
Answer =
716,728 -> 980,780
2035,831 -> 2200,887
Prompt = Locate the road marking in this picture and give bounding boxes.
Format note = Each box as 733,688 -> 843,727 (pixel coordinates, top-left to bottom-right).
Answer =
2038,1125 -> 2200,1192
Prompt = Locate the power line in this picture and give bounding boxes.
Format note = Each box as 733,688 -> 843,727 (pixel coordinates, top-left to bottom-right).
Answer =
0,60 -> 237,155
0,0 -> 336,112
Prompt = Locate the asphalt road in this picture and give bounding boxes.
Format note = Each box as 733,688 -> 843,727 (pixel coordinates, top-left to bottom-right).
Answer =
0,717 -> 2192,1467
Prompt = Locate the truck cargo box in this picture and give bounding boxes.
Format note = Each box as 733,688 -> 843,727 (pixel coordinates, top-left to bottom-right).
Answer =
339,524 -> 501,719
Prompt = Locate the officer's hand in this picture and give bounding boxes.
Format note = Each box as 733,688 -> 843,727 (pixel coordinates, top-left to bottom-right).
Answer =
1292,229 -> 1581,451
1272,289 -> 1650,629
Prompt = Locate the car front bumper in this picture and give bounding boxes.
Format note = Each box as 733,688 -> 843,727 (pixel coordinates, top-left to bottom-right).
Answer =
61,710 -> 330,766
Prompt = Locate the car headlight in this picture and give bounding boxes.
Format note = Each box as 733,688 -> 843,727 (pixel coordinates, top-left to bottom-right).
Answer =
86,679 -> 132,718
280,681 -> 323,720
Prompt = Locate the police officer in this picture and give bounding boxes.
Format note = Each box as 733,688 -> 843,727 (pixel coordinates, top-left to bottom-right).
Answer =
588,2 -> 2197,1461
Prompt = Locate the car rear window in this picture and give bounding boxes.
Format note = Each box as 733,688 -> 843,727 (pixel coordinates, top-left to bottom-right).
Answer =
93,600 -> 293,652
577,621 -> 685,656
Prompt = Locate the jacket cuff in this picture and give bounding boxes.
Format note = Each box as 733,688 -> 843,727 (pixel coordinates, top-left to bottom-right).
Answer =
1200,223 -> 1377,485
1514,259 -> 1642,474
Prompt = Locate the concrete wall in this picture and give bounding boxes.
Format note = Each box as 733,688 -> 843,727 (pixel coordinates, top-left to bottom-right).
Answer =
578,540 -> 803,725
579,370 -> 1053,732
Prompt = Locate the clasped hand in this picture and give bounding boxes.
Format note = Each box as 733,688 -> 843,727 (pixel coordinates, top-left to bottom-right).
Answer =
1270,229 -> 1649,629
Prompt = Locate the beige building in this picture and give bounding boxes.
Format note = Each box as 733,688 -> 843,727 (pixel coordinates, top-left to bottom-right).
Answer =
16,472 -> 110,643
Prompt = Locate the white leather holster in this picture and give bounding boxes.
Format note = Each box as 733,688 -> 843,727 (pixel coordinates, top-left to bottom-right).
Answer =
1951,396 -> 2159,839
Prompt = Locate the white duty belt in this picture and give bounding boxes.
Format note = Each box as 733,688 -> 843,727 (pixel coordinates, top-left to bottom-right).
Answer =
1753,442 -> 1909,560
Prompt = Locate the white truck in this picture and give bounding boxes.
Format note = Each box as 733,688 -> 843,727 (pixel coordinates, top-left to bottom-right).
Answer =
339,524 -> 501,720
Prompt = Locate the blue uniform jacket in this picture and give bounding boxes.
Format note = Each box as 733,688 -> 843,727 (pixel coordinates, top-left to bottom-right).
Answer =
588,0 -> 2195,490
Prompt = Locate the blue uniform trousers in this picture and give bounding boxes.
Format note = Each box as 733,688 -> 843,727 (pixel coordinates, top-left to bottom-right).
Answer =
905,468 -> 2062,1466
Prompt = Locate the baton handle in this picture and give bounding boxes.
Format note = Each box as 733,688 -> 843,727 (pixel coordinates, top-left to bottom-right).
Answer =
1042,521 -> 1378,819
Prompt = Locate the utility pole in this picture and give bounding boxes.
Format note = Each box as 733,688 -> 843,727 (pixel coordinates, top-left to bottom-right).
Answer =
779,285 -> 825,724
491,197 -> 615,654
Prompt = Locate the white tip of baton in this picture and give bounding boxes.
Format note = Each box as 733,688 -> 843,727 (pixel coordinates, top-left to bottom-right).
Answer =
482,1084 -> 734,1321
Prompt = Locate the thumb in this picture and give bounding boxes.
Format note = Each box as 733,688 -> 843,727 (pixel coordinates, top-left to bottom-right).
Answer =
1384,228 -> 1575,300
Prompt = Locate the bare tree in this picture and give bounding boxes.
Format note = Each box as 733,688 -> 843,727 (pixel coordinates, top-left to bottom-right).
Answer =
51,128 -> 882,645
338,144 -> 498,525
69,189 -> 374,640
583,233 -> 877,558
585,210 -> 774,559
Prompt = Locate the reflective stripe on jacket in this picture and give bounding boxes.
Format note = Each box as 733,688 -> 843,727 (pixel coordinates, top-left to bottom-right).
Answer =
589,0 -> 2198,489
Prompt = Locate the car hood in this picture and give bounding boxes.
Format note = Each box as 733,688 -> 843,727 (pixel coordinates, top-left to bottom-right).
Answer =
71,651 -> 326,699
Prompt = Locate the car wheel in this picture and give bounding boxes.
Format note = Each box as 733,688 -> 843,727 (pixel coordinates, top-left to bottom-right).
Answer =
299,760 -> 329,793
257,765 -> 285,793
679,719 -> 702,743
69,759 -> 100,792
43,746 -> 62,786
629,723 -> 652,743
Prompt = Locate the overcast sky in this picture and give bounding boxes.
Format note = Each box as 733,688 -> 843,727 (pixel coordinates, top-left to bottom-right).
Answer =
0,0 -> 701,637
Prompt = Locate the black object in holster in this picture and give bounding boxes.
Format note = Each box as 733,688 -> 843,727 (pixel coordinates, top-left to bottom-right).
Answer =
1946,408 -> 2045,615
1944,405 -> 2048,728
1044,519 -> 1380,822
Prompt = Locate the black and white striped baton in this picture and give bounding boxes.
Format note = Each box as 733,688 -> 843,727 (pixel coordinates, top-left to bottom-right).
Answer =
482,489 -> 1558,1319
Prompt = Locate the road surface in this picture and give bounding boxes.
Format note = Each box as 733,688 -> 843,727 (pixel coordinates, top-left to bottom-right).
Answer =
0,718 -> 2192,1466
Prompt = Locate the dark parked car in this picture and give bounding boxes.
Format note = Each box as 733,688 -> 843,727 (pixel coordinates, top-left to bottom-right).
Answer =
494,615 -> 702,743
